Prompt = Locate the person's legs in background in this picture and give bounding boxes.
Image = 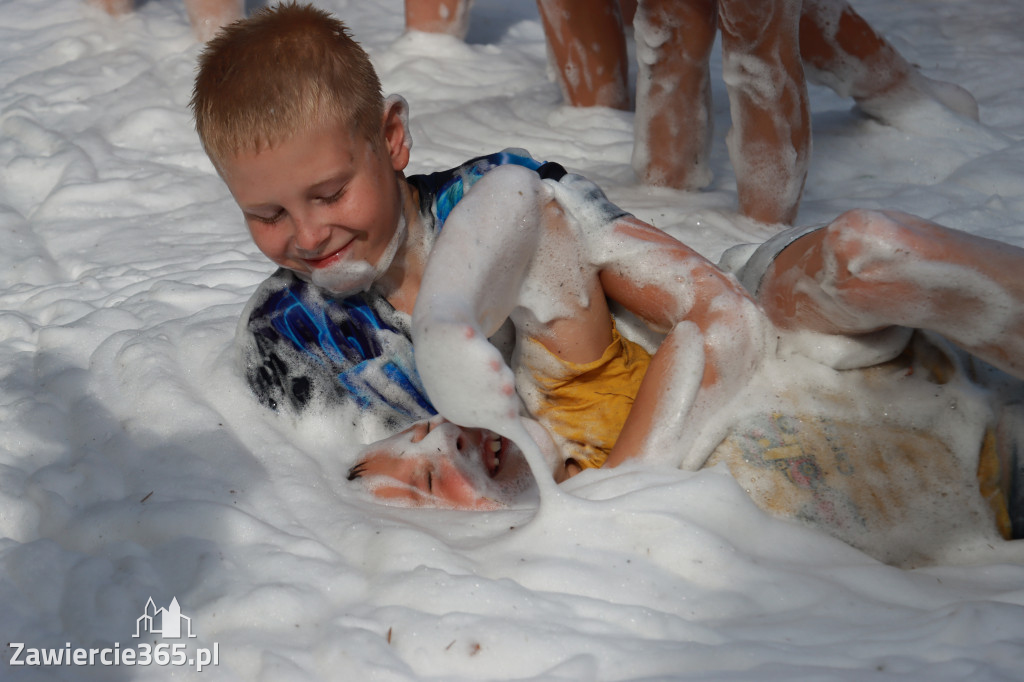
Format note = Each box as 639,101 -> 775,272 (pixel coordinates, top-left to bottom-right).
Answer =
631,0 -> 719,192
535,0 -> 631,109
404,0 -> 474,39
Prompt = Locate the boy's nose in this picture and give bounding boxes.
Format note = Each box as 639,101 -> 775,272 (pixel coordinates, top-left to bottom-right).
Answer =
292,212 -> 331,253
421,422 -> 471,459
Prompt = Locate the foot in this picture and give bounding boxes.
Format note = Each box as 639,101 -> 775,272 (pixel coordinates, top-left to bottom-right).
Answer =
855,71 -> 979,126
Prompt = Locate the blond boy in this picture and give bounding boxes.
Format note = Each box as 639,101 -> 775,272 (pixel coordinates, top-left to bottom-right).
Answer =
194,5 -> 1024,548
192,2 -> 763,460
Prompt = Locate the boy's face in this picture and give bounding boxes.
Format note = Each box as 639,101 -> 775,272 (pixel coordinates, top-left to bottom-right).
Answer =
218,108 -> 410,294
352,416 -> 534,509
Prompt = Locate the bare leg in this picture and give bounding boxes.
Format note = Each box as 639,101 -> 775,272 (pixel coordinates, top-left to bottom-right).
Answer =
799,0 -> 979,123
718,0 -> 810,226
405,0 -> 474,39
185,0 -> 242,42
632,0 -> 717,190
760,209 -> 1024,379
536,0 -> 630,109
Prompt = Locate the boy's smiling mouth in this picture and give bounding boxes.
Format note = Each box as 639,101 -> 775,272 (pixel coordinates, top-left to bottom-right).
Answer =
304,240 -> 355,269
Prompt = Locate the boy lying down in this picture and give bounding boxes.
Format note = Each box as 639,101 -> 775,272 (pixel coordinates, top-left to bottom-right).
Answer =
349,168 -> 1024,566
191,5 -> 1022,567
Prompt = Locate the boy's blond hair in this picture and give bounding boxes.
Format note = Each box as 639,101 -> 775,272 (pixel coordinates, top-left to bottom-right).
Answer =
191,2 -> 384,170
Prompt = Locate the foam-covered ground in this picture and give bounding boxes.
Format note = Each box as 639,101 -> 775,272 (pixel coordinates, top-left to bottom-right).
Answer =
2,0 -> 1024,679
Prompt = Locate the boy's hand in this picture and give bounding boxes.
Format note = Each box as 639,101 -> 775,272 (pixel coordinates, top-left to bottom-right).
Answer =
414,318 -> 520,430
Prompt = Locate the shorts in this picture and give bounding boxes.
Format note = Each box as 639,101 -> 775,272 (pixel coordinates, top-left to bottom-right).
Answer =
520,322 -> 651,470
718,223 -> 827,296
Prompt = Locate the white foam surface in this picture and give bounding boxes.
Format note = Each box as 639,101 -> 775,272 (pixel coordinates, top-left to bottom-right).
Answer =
2,0 -> 1024,679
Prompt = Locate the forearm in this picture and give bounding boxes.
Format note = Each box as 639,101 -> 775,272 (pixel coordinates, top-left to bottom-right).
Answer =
607,292 -> 767,469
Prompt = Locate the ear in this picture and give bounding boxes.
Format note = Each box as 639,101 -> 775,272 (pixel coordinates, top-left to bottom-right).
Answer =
382,94 -> 412,172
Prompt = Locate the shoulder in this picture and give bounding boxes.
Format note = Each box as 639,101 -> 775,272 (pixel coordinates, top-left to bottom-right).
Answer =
408,149 -> 570,230
408,148 -> 567,188
240,268 -> 304,328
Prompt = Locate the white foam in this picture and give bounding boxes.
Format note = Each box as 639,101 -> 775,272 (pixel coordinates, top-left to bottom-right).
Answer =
3,0 -> 1024,679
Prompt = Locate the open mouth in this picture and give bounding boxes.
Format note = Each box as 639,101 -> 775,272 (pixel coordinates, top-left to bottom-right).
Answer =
480,433 -> 507,478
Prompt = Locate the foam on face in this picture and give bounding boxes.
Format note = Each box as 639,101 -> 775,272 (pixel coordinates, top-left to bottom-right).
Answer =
308,212 -> 409,296
355,417 -> 543,509
358,472 -> 531,511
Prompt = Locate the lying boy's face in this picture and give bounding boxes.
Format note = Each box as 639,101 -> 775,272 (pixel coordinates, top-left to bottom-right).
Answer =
218,116 -> 408,295
351,416 -> 534,509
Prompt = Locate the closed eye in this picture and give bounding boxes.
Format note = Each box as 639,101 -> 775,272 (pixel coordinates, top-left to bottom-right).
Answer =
247,209 -> 285,225
316,186 -> 345,204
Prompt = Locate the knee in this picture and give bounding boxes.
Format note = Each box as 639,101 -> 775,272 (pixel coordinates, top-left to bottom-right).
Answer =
719,0 -> 801,50
824,209 -> 919,282
638,0 -> 717,54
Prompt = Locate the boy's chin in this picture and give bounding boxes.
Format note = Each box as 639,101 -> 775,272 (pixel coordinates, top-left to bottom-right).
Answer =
475,458 -> 536,508
305,260 -> 377,295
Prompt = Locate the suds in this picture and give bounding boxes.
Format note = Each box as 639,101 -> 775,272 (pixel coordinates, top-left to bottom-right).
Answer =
4,1 -> 1024,678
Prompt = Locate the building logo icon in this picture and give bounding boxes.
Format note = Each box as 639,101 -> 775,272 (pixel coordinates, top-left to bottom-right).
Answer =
133,597 -> 196,639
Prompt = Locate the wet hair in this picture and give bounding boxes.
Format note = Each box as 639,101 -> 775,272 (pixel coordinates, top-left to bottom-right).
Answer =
347,461 -> 367,481
191,2 -> 385,171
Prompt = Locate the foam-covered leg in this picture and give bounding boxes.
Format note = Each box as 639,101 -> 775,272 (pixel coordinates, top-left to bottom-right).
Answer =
761,209 -> 1024,378
719,0 -> 809,225
632,0 -> 717,190
536,0 -> 630,109
799,0 -> 980,125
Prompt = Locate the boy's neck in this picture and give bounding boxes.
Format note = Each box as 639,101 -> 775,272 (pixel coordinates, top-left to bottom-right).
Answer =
376,180 -> 430,315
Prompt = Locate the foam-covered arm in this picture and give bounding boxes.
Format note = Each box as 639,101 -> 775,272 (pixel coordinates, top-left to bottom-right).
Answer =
412,165 -> 550,428
592,214 -> 770,469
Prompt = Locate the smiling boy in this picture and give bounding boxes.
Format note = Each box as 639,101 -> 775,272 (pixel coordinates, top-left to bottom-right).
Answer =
193,5 -> 1023,551
192,4 -> 575,426
193,2 -> 761,449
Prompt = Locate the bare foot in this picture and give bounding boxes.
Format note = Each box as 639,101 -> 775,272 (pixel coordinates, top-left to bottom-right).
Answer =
856,71 -> 980,127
